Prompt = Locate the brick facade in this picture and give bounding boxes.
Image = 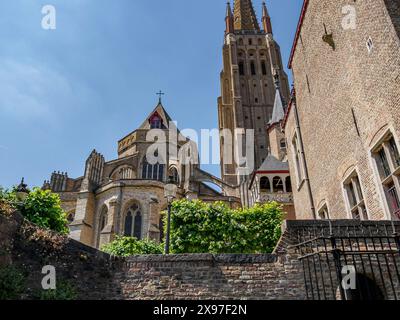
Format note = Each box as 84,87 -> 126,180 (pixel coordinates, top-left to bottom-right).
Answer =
285,0 -> 400,220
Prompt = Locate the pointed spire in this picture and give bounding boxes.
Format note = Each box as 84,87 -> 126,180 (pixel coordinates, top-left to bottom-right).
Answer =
233,0 -> 260,31
262,1 -> 273,34
269,72 -> 285,125
225,2 -> 234,35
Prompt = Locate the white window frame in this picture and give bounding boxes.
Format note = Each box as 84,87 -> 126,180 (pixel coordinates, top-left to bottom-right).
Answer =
292,132 -> 305,190
370,129 -> 400,220
342,169 -> 369,220
317,202 -> 330,220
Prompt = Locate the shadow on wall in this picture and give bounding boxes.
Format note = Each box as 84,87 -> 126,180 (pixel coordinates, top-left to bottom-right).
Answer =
0,213 -> 123,300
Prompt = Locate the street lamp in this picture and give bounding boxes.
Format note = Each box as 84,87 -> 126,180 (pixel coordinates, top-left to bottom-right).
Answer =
164,179 -> 177,254
16,178 -> 29,202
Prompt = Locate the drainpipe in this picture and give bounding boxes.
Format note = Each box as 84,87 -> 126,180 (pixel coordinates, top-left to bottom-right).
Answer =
293,101 -> 316,219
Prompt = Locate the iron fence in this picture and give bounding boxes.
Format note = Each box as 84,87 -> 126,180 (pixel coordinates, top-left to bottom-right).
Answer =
292,221 -> 400,300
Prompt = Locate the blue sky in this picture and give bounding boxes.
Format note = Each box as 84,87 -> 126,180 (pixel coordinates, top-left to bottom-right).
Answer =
0,0 -> 303,189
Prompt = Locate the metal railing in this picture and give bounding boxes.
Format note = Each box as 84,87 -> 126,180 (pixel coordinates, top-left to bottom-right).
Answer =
291,221 -> 400,300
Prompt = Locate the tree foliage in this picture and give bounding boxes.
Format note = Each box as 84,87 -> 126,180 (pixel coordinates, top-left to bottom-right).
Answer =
0,187 -> 69,235
165,200 -> 283,254
102,236 -> 163,256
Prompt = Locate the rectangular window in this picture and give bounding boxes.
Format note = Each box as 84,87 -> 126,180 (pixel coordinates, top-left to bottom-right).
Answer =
261,61 -> 267,75
239,62 -> 245,76
250,62 -> 256,75
372,132 -> 400,220
344,172 -> 368,220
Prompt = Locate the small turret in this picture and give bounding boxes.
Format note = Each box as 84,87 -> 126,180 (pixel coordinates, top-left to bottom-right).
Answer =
262,1 -> 273,35
225,2 -> 235,35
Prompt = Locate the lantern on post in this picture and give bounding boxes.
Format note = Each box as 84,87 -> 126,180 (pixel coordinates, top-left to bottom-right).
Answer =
164,179 -> 177,254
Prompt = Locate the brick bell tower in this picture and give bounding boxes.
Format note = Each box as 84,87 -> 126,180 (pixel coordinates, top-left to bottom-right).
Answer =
218,1 -> 290,186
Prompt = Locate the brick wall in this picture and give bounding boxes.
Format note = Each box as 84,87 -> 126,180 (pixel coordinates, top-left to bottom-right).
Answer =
3,213 -> 398,300
0,213 -> 306,300
115,254 -> 305,300
286,0 -> 400,220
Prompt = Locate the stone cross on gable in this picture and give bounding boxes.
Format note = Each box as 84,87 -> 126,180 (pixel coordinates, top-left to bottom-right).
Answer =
156,90 -> 165,104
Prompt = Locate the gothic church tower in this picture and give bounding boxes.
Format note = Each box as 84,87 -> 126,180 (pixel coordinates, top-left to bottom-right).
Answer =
218,1 -> 290,185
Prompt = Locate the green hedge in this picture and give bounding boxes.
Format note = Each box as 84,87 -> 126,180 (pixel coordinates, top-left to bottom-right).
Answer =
165,200 -> 284,254
102,236 -> 163,256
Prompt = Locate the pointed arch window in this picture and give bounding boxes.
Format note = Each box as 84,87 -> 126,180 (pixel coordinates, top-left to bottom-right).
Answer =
169,167 -> 179,184
250,61 -> 256,75
261,61 -> 267,75
239,61 -> 245,76
97,206 -> 108,248
124,204 -> 142,239
98,206 -> 108,233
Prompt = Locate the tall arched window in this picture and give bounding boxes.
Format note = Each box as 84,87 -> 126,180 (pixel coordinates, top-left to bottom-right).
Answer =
97,206 -> 108,248
273,177 -> 284,193
261,61 -> 267,75
99,206 -> 108,233
124,204 -> 142,239
260,177 -> 270,192
169,167 -> 179,184
239,61 -> 245,76
250,61 -> 256,75
142,159 -> 165,181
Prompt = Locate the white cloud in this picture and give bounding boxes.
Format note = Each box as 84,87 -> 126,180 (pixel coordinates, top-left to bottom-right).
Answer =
0,59 -> 72,121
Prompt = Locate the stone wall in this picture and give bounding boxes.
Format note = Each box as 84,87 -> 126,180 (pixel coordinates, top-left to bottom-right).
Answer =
3,213 -> 398,300
0,213 -> 306,300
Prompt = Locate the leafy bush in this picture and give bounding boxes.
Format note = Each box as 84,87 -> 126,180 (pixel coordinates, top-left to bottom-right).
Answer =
0,187 -> 69,235
35,281 -> 77,300
0,266 -> 26,300
165,200 -> 283,254
21,188 -> 69,235
102,236 -> 163,257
